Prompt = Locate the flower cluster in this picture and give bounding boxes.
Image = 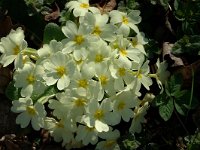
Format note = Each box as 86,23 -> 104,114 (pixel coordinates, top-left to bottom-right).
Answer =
0,0 -> 164,149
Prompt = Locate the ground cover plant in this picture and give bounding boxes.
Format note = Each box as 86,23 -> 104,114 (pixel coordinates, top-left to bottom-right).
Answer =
0,0 -> 200,149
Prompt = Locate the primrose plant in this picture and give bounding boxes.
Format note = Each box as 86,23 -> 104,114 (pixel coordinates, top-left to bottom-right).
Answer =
0,0 -> 164,149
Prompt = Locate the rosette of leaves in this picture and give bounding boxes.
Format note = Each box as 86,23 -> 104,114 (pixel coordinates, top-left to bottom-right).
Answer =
118,133 -> 140,150
24,0 -> 54,13
154,75 -> 198,121
149,0 -> 170,10
174,0 -> 200,34
117,0 -> 139,13
185,129 -> 200,150
172,35 -> 200,57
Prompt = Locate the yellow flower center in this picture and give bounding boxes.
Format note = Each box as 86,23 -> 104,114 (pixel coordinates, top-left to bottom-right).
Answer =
56,66 -> 65,77
99,75 -> 108,85
119,48 -> 127,56
112,41 -> 119,49
137,74 -> 142,79
26,106 -> 36,116
76,59 -> 83,65
80,3 -> 89,8
122,16 -> 129,24
94,109 -> 104,120
13,45 -> 20,55
118,68 -> 126,76
74,35 -> 84,45
26,74 -> 35,84
92,26 -> 101,35
105,140 -> 116,148
132,37 -> 138,47
95,54 -> 104,63
117,101 -> 125,110
78,79 -> 88,88
56,121 -> 64,128
22,55 -> 29,64
86,126 -> 95,131
74,98 -> 87,107
136,70 -> 142,79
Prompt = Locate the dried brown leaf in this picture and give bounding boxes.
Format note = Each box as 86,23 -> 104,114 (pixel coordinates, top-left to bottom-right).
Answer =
44,3 -> 60,21
98,0 -> 116,14
162,42 -> 184,67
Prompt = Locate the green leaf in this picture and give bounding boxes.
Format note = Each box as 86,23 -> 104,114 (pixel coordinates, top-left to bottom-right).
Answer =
31,85 -> 57,104
174,102 -> 185,115
127,0 -> 139,10
174,0 -> 179,11
118,132 -> 140,150
182,90 -> 199,109
154,93 -> 165,106
43,22 -> 65,44
159,0 -> 169,9
171,87 -> 187,98
5,81 -> 21,101
165,87 -> 171,97
173,35 -> 200,55
159,99 -> 174,121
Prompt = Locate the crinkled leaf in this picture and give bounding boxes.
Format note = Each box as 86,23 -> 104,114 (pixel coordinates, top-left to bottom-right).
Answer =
159,98 -> 174,121
5,81 -> 21,101
172,35 -> 200,55
118,132 -> 140,150
174,0 -> 179,11
31,85 -> 58,104
174,102 -> 186,116
43,22 -> 65,44
171,86 -> 187,98
154,93 -> 166,106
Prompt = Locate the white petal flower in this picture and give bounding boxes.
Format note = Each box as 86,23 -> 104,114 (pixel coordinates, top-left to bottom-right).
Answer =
66,0 -> 99,17
96,129 -> 120,150
69,62 -> 104,101
0,27 -> 27,68
43,52 -> 75,90
131,32 -> 148,54
14,62 -> 45,97
87,41 -> 113,74
37,40 -> 63,58
11,97 -> 46,130
95,64 -> 116,96
81,12 -> 117,41
128,57 -> 153,96
75,124 -> 99,145
52,89 -> 89,119
110,91 -> 140,125
109,59 -> 134,91
83,98 -> 112,132
112,35 -> 141,67
61,21 -> 93,60
48,98 -> 72,120
110,10 -> 141,36
129,102 -> 149,133
155,59 -> 170,93
4,4 -> 156,149
44,117 -> 76,146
